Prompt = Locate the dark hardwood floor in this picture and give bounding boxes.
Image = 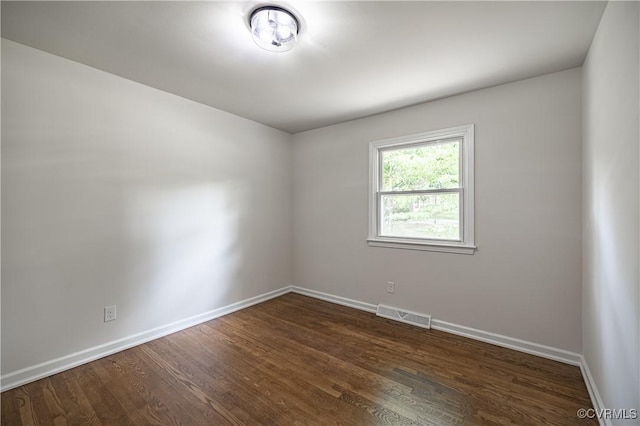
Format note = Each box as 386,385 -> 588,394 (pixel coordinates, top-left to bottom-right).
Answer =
2,293 -> 595,425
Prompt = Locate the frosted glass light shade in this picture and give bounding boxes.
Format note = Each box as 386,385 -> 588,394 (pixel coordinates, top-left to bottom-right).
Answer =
250,6 -> 299,52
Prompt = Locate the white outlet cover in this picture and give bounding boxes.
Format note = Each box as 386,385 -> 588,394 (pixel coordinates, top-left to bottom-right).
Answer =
104,305 -> 117,322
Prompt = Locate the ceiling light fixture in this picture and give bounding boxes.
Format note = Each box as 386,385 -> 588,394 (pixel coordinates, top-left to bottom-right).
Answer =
249,6 -> 299,52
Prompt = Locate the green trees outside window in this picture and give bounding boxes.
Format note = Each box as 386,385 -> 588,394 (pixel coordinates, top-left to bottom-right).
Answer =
380,140 -> 461,240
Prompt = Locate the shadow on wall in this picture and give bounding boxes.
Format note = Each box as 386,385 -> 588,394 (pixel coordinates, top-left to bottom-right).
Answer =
123,181 -> 247,328
1,172 -> 249,373
591,183 -> 639,403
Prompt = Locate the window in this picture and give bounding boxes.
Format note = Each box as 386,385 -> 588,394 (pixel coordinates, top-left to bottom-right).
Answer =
368,124 -> 475,254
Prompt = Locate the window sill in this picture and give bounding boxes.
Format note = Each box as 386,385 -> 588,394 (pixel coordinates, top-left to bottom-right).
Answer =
367,238 -> 476,255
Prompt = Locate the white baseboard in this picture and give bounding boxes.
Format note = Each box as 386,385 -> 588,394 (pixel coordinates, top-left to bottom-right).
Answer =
430,319 -> 583,366
290,286 -> 377,313
291,286 -> 609,421
291,285 -> 582,365
0,286 -> 291,392
579,356 -> 610,426
2,284 -> 605,422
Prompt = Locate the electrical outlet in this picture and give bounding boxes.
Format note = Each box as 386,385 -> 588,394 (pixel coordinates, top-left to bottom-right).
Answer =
387,281 -> 395,293
104,305 -> 117,322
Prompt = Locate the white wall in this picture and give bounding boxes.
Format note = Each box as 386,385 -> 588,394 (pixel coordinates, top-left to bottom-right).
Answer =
1,40 -> 292,375
293,69 -> 583,352
582,1 -> 640,418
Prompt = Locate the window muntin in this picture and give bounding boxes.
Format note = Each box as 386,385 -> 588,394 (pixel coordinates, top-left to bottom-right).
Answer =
368,125 -> 475,254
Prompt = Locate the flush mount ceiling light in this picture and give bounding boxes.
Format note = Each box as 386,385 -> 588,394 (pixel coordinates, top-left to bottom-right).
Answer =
249,6 -> 300,52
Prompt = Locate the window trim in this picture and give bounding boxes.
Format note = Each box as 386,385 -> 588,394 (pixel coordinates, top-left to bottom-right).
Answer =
367,124 -> 476,254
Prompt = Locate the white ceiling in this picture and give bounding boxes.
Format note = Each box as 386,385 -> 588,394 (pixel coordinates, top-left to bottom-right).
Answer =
1,1 -> 606,134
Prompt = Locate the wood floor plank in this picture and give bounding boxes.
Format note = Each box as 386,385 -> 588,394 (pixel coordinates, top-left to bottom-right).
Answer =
256,296 -> 592,423
12,387 -> 39,426
1,390 -> 23,426
279,294 -> 585,386
208,316 -> 406,424
159,328 -> 293,425
138,339 -> 251,425
240,300 -> 510,418
40,378 -> 74,426
214,308 -> 441,423
183,324 -> 361,424
276,295 -> 584,387
67,363 -> 131,425
21,383 -> 55,425
164,327 -> 309,425
89,353 -> 184,425
120,345 -> 223,425
1,389 -> 23,426
1,294 -> 597,425
46,371 -> 102,426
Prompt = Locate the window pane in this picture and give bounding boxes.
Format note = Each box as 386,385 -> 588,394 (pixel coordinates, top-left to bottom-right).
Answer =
381,193 -> 460,240
382,140 -> 460,191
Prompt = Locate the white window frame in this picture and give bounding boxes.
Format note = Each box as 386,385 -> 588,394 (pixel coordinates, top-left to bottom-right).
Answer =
367,124 -> 476,254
